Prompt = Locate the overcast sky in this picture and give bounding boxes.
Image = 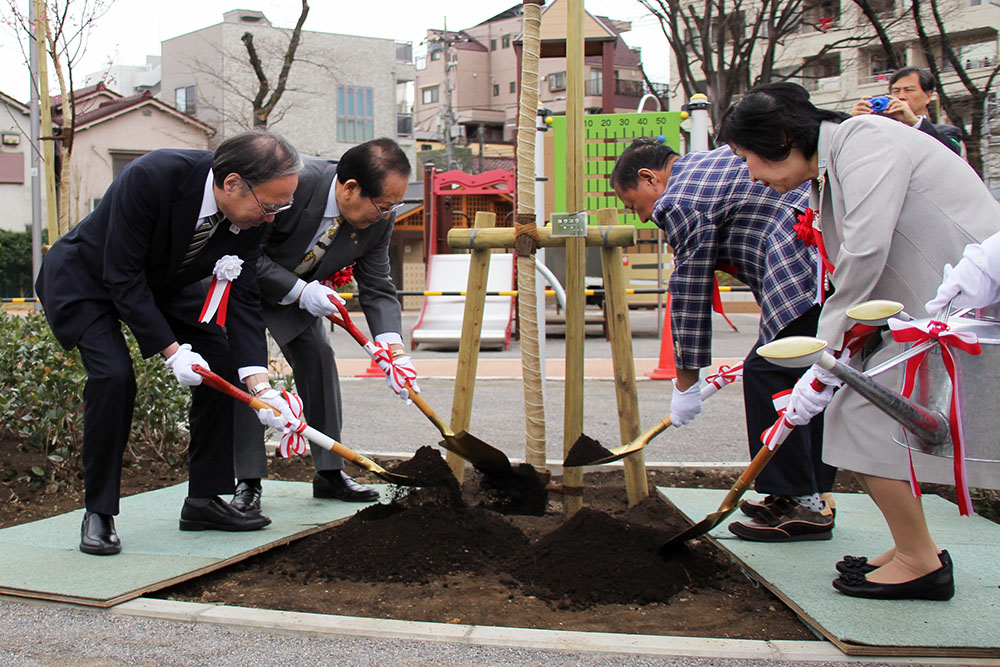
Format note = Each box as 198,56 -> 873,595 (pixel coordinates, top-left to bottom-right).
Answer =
0,0 -> 670,103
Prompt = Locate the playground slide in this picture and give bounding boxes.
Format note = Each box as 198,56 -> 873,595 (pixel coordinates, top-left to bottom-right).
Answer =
410,253 -> 515,350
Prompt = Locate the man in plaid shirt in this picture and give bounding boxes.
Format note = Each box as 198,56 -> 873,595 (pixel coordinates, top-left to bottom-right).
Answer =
612,137 -> 836,542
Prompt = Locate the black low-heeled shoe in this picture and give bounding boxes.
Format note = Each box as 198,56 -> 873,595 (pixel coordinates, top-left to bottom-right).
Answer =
832,558 -> 955,601
835,549 -> 951,575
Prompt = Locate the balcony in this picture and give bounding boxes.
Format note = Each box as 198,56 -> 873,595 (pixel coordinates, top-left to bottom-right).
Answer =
804,74 -> 842,92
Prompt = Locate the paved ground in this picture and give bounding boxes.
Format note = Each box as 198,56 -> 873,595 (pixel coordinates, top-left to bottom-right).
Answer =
329,308 -> 758,466
5,306 -> 982,666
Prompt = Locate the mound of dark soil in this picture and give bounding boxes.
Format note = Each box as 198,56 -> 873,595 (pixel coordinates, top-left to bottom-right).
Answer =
269,501 -> 529,584
387,445 -> 464,507
513,506 -> 730,608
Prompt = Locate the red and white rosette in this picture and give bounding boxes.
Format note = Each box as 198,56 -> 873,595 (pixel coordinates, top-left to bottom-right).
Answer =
200,255 -> 243,327
792,208 -> 834,304
888,317 -> 981,515
277,389 -> 308,458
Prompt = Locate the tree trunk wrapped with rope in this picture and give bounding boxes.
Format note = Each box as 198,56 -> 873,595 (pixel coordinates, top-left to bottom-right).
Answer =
515,0 -> 546,470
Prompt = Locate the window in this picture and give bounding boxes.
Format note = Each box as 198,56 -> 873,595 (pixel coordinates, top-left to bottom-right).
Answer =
421,86 -> 439,104
0,153 -> 23,184
430,49 -> 442,61
548,71 -> 566,92
502,34 -> 511,48
337,86 -> 374,143
802,54 -> 841,91
493,84 -> 500,96
509,81 -> 516,93
490,39 -> 497,51
174,85 -> 195,114
111,151 -> 146,178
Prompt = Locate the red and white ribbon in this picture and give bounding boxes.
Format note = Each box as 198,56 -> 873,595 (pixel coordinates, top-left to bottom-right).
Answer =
199,255 -> 243,327
368,340 -> 418,394
703,362 -> 743,391
793,208 -> 833,304
277,388 -> 308,458
888,317 -> 981,515
761,389 -> 795,451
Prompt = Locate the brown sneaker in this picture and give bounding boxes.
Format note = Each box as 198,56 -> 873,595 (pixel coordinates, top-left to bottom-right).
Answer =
728,500 -> 834,542
739,495 -> 792,520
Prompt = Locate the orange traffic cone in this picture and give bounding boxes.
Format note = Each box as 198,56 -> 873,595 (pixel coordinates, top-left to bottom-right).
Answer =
646,294 -> 677,380
355,358 -> 384,378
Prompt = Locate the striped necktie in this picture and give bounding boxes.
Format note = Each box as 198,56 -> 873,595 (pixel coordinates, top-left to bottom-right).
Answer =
294,216 -> 343,276
182,211 -> 225,268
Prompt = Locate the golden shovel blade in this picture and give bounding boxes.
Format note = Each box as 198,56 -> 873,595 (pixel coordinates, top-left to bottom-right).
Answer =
845,299 -> 904,326
757,336 -> 828,368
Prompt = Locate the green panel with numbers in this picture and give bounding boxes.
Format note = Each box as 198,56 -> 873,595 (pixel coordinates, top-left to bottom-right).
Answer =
551,111 -> 683,228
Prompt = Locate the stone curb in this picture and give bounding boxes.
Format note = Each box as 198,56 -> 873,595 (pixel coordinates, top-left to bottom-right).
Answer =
108,597 -> 985,664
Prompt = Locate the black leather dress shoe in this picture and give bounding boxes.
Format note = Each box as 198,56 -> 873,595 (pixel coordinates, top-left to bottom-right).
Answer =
230,480 -> 262,514
80,511 -> 122,555
832,555 -> 955,601
313,471 -> 379,502
836,549 -> 951,575
179,496 -> 271,531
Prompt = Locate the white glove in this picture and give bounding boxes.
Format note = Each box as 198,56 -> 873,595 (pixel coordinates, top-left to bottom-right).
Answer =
373,344 -> 420,404
925,258 -> 1000,315
163,343 -> 208,386
784,365 -> 837,426
298,280 -> 347,318
254,388 -> 298,430
670,379 -> 703,426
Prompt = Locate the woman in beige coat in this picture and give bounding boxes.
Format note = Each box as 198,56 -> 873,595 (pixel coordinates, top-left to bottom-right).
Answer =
717,82 -> 1000,601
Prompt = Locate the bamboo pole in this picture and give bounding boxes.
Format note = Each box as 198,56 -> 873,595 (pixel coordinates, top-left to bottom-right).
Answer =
597,208 -> 648,505
448,225 -> 635,249
34,0 -> 57,243
515,0 -> 546,471
447,210 -> 497,482
562,0 -> 586,516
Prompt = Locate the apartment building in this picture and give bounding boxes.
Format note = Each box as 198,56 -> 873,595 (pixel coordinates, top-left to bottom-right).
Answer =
413,0 -> 653,145
160,9 -> 416,161
667,0 -> 1000,190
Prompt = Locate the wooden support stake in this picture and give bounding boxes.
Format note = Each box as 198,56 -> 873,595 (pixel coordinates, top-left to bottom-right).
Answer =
597,208 -> 648,506
448,211 -> 497,482
447,225 -> 635,250
562,0 -> 585,516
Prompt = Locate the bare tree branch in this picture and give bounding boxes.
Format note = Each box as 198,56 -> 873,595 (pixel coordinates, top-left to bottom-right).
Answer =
241,0 -> 309,127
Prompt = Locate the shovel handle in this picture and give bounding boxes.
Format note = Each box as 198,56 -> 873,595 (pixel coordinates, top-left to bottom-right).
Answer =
326,298 -> 369,348
191,365 -> 371,469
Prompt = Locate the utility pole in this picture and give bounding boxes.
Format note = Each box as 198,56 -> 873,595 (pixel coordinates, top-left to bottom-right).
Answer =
29,0 -> 42,302
441,19 -> 458,171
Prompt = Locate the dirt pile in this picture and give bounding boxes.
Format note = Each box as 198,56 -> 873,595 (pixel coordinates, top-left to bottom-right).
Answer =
512,505 -> 730,608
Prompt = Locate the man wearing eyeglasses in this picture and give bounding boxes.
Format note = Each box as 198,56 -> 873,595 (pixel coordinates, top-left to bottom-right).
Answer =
230,138 -> 415,511
34,130 -> 303,555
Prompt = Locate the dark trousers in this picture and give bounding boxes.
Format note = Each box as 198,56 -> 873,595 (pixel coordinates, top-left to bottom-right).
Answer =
76,310 -> 237,515
743,305 -> 837,497
233,317 -> 343,479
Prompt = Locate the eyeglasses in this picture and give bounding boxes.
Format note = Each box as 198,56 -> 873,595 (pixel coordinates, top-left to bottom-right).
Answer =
367,195 -> 405,219
244,178 -> 294,215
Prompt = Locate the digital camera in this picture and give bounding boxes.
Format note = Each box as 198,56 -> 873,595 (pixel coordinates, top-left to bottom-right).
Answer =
868,96 -> 892,113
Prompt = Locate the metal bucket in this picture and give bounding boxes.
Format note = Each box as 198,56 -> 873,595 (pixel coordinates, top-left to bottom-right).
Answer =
891,316 -> 1000,462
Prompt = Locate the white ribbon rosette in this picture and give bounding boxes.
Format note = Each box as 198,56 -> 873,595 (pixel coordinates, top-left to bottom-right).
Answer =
199,255 -> 243,326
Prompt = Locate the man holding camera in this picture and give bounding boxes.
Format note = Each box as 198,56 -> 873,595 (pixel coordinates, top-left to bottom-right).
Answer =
851,67 -> 962,155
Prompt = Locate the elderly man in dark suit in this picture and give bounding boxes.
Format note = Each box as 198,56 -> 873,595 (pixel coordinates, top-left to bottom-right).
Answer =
230,138 -> 415,512
35,130 -> 302,555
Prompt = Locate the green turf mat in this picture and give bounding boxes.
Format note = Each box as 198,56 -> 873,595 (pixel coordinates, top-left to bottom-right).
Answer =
0,480 -> 386,607
657,487 -> 1000,658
